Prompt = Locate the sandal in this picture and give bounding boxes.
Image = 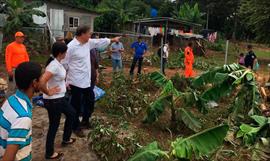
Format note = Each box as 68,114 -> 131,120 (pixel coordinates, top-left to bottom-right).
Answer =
45,152 -> 64,160
61,138 -> 76,146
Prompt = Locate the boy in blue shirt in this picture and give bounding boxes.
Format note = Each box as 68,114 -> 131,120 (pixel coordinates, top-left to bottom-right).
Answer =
130,36 -> 148,76
0,62 -> 58,161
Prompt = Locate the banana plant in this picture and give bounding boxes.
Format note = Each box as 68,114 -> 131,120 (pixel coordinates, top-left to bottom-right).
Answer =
127,141 -> 169,161
237,115 -> 270,145
128,124 -> 229,161
144,64 -> 261,132
143,72 -> 203,132
192,63 -> 261,118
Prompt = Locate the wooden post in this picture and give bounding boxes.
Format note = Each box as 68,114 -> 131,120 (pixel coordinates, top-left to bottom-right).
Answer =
225,40 -> 229,64
160,36 -> 164,73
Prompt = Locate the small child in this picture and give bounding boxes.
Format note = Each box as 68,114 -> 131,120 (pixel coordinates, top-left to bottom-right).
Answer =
238,53 -> 245,66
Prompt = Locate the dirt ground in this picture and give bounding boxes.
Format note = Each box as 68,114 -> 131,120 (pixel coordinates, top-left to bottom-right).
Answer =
32,107 -> 99,161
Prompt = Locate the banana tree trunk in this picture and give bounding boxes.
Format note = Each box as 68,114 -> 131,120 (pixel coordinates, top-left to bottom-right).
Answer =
171,96 -> 176,122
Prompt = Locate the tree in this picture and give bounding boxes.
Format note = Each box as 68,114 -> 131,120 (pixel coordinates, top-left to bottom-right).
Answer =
240,0 -> 270,43
143,0 -> 163,10
173,2 -> 205,24
96,0 -> 150,31
158,0 -> 176,17
3,0 -> 45,34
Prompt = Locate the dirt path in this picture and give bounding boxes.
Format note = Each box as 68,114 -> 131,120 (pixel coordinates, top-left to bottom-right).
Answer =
32,107 -> 99,161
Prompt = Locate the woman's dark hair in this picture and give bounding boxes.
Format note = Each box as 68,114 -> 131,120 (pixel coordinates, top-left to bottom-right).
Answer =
240,53 -> 244,56
188,42 -> 193,47
46,42 -> 68,66
75,25 -> 91,36
15,62 -> 42,90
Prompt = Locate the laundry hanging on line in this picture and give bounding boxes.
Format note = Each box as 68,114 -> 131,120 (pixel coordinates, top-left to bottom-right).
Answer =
208,32 -> 217,42
148,27 -> 165,36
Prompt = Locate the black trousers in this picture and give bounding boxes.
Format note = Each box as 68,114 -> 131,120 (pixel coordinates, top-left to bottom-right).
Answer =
70,85 -> 95,131
130,57 -> 144,75
162,58 -> 167,75
44,97 -> 75,157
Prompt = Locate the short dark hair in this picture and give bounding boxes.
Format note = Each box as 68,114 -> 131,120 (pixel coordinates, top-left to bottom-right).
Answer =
75,25 -> 91,36
247,45 -> 252,49
138,36 -> 142,40
188,42 -> 193,47
15,62 -> 42,90
240,53 -> 244,56
52,42 -> 67,57
46,42 -> 68,66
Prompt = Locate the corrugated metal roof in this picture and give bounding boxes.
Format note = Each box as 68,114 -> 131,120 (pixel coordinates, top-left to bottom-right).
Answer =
133,17 -> 202,27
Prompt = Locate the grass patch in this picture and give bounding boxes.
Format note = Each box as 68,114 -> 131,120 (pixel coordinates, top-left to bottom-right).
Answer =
254,50 -> 270,59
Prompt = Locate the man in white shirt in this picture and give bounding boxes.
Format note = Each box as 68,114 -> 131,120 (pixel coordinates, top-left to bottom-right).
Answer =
162,42 -> 169,75
62,26 -> 121,137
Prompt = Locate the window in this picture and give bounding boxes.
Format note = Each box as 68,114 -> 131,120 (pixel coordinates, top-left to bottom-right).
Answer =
69,17 -> 79,28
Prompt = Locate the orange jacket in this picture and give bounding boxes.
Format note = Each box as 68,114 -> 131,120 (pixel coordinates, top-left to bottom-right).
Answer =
184,46 -> 194,65
5,42 -> 29,72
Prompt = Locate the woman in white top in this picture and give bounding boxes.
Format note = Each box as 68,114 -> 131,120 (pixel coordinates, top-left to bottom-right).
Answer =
39,42 -> 76,160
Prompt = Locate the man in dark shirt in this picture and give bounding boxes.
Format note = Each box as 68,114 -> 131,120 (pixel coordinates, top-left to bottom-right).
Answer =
244,45 -> 257,70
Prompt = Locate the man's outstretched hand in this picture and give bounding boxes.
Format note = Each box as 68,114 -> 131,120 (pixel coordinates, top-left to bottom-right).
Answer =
111,36 -> 122,43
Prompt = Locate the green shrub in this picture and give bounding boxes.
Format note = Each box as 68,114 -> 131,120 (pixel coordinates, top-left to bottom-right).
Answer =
89,117 -> 139,161
206,41 -> 224,52
98,73 -> 151,117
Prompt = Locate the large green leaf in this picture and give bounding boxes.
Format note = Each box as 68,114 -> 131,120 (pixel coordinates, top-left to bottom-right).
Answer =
127,141 -> 168,161
178,108 -> 202,132
143,94 -> 171,123
192,67 -> 223,88
171,124 -> 229,159
251,115 -> 268,126
214,73 -> 229,85
192,63 -> 243,88
236,124 -> 262,145
237,115 -> 269,145
161,80 -> 180,97
201,80 -> 234,101
150,71 -> 169,87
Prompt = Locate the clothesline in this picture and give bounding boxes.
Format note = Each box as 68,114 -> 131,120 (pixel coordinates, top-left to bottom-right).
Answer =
147,27 -> 203,39
147,27 -> 193,36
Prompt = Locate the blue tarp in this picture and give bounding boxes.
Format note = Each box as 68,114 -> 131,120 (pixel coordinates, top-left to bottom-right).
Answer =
32,86 -> 106,107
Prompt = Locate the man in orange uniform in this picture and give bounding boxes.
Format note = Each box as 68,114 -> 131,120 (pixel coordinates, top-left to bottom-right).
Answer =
184,42 -> 194,78
5,31 -> 29,96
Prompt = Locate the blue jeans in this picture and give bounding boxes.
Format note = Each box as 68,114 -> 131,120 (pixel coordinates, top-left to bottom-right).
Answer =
112,59 -> 123,72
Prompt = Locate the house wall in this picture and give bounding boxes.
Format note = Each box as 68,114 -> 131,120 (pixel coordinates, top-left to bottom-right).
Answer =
0,14 -> 6,52
45,1 -> 98,33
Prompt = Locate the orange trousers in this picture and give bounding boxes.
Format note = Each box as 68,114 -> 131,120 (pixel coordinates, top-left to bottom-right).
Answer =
185,63 -> 194,78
